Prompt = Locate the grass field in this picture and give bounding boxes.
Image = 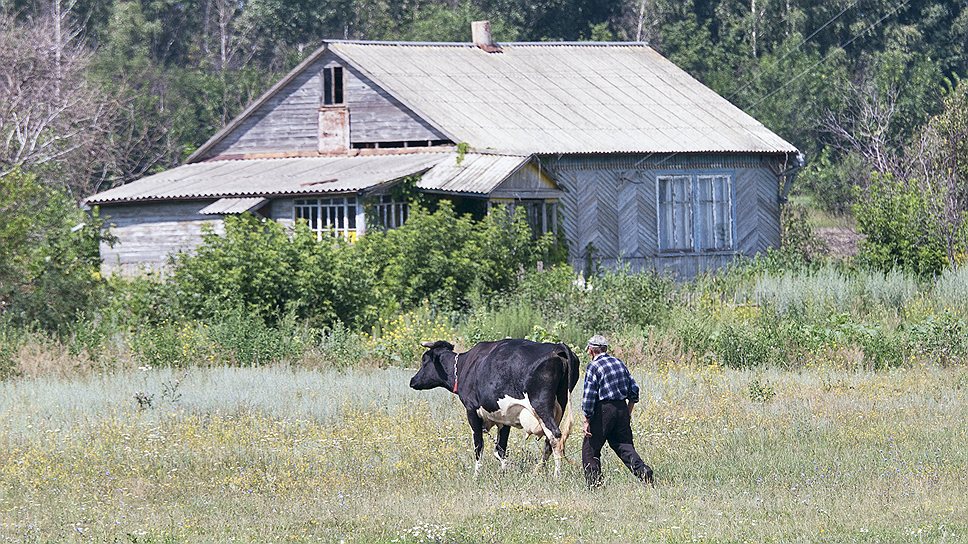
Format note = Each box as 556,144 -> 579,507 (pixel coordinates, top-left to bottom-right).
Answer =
1,363 -> 966,543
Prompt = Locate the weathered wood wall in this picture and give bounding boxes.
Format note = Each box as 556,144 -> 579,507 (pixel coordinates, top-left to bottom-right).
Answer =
490,162 -> 561,199
546,154 -> 783,278
99,201 -> 223,276
204,51 -> 447,158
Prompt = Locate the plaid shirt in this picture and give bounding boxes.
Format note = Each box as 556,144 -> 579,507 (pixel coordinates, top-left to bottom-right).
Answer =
582,353 -> 640,419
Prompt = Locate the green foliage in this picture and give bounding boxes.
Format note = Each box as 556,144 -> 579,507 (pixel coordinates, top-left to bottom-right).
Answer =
797,150 -> 865,215
776,202 -> 828,266
747,375 -> 777,403
510,264 -> 674,337
131,308 -> 306,368
164,203 -> 554,332
400,1 -> 518,42
169,214 -> 350,324
712,319 -> 777,368
0,170 -> 109,333
854,174 -> 948,276
357,202 -> 555,316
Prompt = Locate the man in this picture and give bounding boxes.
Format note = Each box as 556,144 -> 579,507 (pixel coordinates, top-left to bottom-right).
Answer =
581,335 -> 654,487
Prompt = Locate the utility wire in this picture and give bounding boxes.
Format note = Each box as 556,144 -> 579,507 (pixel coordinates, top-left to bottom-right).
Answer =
745,0 -> 911,113
724,0 -> 865,104
645,0 -> 912,169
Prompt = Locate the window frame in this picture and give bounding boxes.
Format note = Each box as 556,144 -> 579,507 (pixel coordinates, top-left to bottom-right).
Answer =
322,65 -> 345,106
655,170 -> 736,254
487,198 -> 559,239
370,194 -> 409,231
293,196 -> 358,240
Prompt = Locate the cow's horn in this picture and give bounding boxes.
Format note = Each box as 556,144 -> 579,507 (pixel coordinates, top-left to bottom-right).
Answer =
420,341 -> 435,348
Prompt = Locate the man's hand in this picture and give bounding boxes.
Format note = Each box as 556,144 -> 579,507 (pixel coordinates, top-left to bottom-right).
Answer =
583,419 -> 592,437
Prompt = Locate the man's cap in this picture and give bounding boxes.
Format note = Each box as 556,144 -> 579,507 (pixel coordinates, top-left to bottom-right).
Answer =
587,335 -> 608,348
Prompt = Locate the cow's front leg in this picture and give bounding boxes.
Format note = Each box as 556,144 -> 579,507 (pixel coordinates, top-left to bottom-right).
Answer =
494,425 -> 511,471
466,409 -> 486,477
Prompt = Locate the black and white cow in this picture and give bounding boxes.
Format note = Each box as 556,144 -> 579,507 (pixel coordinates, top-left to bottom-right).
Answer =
409,339 -> 581,476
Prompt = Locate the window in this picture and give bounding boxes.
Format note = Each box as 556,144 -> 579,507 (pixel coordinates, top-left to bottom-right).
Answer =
322,66 -> 344,105
372,195 -> 408,230
657,173 -> 733,252
294,197 -> 357,240
489,199 -> 558,239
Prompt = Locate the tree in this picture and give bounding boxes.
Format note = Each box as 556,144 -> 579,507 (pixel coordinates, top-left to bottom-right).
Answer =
0,12 -> 109,192
0,170 -> 109,331
911,78 -> 968,265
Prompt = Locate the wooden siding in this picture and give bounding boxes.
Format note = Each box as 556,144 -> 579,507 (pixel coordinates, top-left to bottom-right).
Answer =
546,154 -> 784,277
489,162 -> 561,199
203,52 -> 446,158
100,201 -> 223,276
268,198 -> 296,228
345,62 -> 447,143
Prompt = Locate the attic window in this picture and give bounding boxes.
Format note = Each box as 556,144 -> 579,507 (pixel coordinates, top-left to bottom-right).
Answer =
323,66 -> 344,106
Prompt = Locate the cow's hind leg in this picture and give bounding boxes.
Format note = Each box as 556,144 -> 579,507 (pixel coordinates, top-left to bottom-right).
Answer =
494,425 -> 510,471
466,409 -> 486,477
530,396 -> 565,478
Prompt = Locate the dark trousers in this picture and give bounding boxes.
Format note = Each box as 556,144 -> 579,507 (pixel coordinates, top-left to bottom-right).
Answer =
582,400 -> 653,487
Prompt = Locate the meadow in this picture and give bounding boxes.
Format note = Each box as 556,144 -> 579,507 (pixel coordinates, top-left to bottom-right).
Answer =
1,362 -> 965,543
4,216 -> 968,542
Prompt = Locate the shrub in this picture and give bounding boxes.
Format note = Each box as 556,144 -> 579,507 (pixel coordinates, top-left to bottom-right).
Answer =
310,322 -> 373,368
356,202 -> 557,314
0,170 -> 110,333
932,266 -> 968,313
854,173 -> 949,276
169,214 -> 353,325
512,265 -> 673,334
905,311 -> 968,366
370,305 -> 456,367
712,320 -> 777,368
205,308 -> 306,366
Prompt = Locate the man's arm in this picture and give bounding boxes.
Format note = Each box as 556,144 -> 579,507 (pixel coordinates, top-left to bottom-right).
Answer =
581,366 -> 598,436
627,368 -> 640,415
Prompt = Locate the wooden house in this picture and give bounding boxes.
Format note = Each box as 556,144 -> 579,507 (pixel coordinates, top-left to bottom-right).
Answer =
86,22 -> 801,277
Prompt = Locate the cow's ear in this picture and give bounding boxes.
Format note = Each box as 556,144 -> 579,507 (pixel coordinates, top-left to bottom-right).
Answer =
420,341 -> 435,348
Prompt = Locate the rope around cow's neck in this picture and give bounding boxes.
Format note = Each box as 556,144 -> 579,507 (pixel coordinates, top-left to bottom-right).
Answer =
452,352 -> 459,394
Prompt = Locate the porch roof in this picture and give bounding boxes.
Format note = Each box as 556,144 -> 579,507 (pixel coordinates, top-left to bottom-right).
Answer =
85,152 -> 550,205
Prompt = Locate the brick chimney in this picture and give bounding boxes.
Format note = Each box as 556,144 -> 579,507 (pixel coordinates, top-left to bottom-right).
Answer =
472,20 -> 502,53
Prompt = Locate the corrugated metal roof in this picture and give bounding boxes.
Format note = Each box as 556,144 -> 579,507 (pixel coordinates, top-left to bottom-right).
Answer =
86,154 -> 446,204
417,153 -> 528,194
198,197 -> 267,215
328,42 -> 797,155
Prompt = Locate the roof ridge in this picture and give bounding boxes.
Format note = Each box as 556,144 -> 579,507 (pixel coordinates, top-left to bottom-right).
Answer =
328,40 -> 650,47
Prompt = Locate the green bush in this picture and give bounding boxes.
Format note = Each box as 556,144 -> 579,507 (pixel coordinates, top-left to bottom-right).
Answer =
169,214 -> 352,325
512,264 -> 673,334
905,311 -> 968,366
356,202 -> 556,315
712,320 -> 777,368
854,174 -> 949,276
0,170 -> 110,333
206,308 -> 306,366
